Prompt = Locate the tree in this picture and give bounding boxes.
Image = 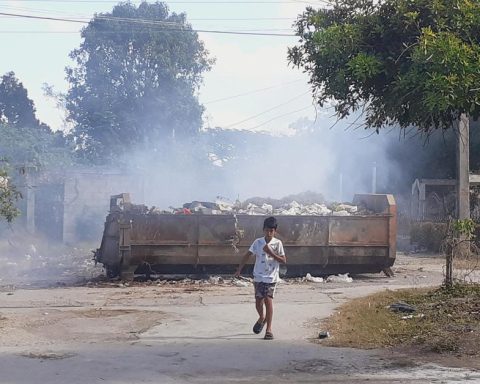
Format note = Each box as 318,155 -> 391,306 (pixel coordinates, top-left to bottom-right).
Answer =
0,73 -> 71,168
66,1 -> 213,163
289,0 -> 480,286
288,0 -> 480,131
0,123 -> 72,168
0,72 -> 50,132
0,73 -> 70,222
0,163 -> 20,223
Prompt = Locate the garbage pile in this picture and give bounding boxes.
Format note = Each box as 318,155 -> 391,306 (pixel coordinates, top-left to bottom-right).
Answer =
170,192 -> 370,216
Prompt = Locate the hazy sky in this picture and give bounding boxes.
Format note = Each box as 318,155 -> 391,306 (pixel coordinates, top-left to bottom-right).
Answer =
0,0 -> 325,134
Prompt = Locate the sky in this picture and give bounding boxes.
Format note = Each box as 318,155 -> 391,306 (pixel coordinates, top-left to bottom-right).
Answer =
0,0 -> 412,206
0,0 -> 329,134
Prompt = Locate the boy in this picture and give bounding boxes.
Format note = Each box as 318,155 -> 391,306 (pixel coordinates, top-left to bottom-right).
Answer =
234,216 -> 286,340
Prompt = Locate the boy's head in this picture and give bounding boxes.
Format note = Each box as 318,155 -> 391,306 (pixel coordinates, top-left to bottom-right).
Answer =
263,216 -> 278,230
263,216 -> 278,240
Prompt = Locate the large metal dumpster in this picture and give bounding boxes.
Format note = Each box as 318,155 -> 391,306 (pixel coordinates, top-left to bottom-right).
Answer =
95,193 -> 396,279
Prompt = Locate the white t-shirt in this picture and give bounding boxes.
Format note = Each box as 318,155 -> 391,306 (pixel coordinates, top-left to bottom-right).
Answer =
249,237 -> 285,283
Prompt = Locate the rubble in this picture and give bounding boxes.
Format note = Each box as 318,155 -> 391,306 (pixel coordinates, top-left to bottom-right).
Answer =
0,236 -> 99,289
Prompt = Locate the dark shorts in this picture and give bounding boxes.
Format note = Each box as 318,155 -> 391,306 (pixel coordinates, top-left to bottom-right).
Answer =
254,282 -> 277,299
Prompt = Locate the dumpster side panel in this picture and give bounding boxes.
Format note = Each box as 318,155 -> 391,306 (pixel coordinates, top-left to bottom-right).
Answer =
96,193 -> 397,278
329,217 -> 389,246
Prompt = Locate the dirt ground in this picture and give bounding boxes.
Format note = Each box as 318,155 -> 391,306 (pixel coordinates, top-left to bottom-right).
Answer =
0,252 -> 479,383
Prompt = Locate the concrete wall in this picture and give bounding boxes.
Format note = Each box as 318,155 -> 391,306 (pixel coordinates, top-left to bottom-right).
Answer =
62,168 -> 145,244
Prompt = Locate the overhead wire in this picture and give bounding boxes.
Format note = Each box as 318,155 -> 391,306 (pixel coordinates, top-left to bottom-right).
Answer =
0,0 -> 323,3
245,105 -> 313,131
0,4 -> 298,19
204,79 -> 304,104
0,11 -> 298,36
224,90 -> 310,129
0,0 -> 322,131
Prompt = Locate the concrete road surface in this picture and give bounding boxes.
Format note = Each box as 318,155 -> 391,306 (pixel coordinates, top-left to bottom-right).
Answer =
0,254 -> 478,383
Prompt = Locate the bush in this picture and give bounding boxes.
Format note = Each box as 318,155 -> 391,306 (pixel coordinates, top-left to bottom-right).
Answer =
410,222 -> 447,252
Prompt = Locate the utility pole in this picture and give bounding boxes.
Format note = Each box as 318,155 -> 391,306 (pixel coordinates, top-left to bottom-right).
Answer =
457,113 -> 470,220
447,113 -> 471,287
339,173 -> 343,202
372,162 -> 377,194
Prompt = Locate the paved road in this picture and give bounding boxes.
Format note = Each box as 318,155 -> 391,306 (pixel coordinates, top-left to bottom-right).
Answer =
0,254 -> 479,383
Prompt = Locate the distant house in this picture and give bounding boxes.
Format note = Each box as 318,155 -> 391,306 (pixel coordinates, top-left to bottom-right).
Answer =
411,175 -> 480,221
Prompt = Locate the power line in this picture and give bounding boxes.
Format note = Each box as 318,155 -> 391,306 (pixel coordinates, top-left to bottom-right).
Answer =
0,28 -> 293,33
0,5 -> 298,23
0,11 -> 297,36
204,79 -> 304,104
0,0 -> 319,3
190,17 -> 297,20
245,105 -> 313,131
0,11 -> 85,23
225,91 -> 310,129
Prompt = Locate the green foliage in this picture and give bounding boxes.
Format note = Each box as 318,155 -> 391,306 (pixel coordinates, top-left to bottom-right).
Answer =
289,0 -> 480,131
0,72 -> 72,169
410,221 -> 447,252
65,1 -> 214,164
452,218 -> 476,240
0,123 -> 73,168
0,72 -> 50,132
0,165 -> 21,222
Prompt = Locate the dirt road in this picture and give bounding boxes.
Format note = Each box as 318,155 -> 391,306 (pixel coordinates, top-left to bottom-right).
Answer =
0,253 -> 479,383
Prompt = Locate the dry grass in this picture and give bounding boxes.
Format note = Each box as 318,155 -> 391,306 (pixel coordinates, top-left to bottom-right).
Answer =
322,284 -> 480,356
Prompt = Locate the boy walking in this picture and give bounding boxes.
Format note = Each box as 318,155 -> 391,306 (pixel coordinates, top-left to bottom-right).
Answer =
234,216 -> 286,340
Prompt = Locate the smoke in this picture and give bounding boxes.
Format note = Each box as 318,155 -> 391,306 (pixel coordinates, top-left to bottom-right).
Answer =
0,222 -> 99,288
122,111 -> 400,209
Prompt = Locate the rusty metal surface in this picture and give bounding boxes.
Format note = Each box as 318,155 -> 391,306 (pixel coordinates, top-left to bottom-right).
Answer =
95,193 -> 397,278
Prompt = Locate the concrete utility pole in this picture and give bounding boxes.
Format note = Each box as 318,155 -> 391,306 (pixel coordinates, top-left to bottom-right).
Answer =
339,173 -> 343,202
371,162 -> 377,194
457,113 -> 470,220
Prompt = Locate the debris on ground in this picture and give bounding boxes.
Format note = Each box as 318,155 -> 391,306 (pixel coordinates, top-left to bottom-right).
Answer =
232,279 -> 251,287
305,273 -> 324,283
326,273 -> 353,283
318,331 -> 330,339
0,236 -> 99,289
401,314 -> 425,320
388,302 -> 417,313
208,276 -> 224,285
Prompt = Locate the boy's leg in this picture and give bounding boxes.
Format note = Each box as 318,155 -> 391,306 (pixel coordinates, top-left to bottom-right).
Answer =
264,296 -> 273,333
255,297 -> 265,323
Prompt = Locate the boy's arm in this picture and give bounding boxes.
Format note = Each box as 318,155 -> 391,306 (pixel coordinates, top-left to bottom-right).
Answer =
234,251 -> 253,277
263,244 -> 287,264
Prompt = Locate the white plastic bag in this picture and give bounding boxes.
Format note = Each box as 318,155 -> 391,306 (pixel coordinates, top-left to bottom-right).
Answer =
326,273 -> 353,283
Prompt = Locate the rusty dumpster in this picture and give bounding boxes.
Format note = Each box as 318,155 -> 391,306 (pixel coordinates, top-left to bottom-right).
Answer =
95,193 -> 396,279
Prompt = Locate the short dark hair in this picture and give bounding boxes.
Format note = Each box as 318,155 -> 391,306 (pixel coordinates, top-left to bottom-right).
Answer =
263,216 -> 278,229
